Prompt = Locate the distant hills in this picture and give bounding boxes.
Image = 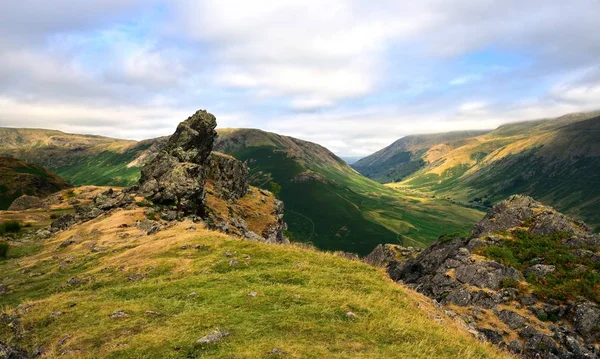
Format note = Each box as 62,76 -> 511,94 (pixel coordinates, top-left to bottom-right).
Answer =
0,126 -> 482,254
0,157 -> 71,209
354,111 -> 600,231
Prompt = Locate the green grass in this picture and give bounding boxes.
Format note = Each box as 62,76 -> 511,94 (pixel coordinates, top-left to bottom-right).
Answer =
479,229 -> 600,302
0,214 -> 505,358
0,220 -> 22,235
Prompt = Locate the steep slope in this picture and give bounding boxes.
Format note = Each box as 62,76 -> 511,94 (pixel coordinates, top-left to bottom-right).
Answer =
0,157 -> 71,209
214,128 -> 484,254
0,193 -> 506,358
388,195 -> 600,358
0,128 -> 166,187
353,130 -> 489,183
374,111 -> 600,230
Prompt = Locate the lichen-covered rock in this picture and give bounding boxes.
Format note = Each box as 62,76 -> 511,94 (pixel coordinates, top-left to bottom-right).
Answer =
471,195 -> 590,237
138,110 -> 217,216
204,152 -> 249,200
388,196 -> 600,359
364,244 -> 421,267
8,195 -> 45,211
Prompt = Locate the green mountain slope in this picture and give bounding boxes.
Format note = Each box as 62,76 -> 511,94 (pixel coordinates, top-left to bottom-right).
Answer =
0,127 -> 484,254
0,205 -> 504,358
0,157 -> 71,209
353,130 -> 489,183
214,129 -> 483,254
0,128 -> 167,187
386,111 -> 600,231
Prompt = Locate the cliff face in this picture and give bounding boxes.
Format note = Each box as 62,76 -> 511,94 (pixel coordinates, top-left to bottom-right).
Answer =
386,195 -> 600,358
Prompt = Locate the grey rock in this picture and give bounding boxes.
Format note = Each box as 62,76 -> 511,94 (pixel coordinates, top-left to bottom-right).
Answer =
0,341 -> 28,359
498,309 -> 527,330
204,152 -> 249,200
479,328 -> 504,344
197,329 -> 229,344
138,110 -> 217,216
364,244 -> 421,267
8,195 -> 45,211
573,301 -> 600,339
110,310 -> 129,319
525,264 -> 556,279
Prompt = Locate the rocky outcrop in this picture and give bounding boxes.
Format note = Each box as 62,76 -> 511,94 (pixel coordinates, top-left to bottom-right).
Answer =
138,110 -> 217,216
364,244 -> 421,266
8,195 -> 45,211
0,341 -> 28,359
204,152 -> 249,200
388,195 -> 600,359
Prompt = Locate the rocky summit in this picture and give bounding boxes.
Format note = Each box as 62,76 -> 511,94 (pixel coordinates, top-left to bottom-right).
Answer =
138,110 -> 218,216
386,195 -> 600,358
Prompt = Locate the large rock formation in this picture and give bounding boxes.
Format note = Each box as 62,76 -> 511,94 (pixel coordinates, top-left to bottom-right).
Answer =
204,152 -> 249,200
137,110 -> 217,216
387,195 -> 600,359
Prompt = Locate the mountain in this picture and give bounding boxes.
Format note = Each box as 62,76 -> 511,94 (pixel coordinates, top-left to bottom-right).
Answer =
213,128 -> 483,254
0,157 -> 71,209
0,127 -> 166,187
0,112 -> 505,358
356,111 -> 600,231
386,195 -> 600,358
0,126 -> 484,254
352,130 -> 489,183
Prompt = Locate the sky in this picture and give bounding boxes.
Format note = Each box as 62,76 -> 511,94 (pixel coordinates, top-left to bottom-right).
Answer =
1,1 -> 599,157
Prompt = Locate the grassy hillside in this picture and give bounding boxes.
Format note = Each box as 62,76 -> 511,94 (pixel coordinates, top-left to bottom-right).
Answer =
0,204 -> 505,358
0,128 -> 166,187
353,130 -> 489,183
391,111 -> 600,230
1,126 -> 483,254
215,129 -> 483,254
0,157 -> 71,209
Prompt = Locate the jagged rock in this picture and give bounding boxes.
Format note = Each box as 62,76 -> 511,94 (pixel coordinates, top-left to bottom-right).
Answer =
110,310 -> 129,319
138,110 -> 217,216
498,309 -> 527,330
364,244 -> 421,266
205,152 -> 249,200
8,195 -> 45,211
388,196 -> 600,359
0,341 -> 28,359
50,214 -> 77,232
573,302 -> 600,340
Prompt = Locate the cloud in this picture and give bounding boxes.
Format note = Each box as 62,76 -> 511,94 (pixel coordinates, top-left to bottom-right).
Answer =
0,0 -> 599,157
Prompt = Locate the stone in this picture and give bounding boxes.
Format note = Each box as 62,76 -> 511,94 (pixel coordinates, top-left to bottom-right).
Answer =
0,341 -> 29,359
498,309 -> 527,330
8,195 -> 45,211
525,264 -> 556,279
145,311 -> 161,316
50,311 -> 65,318
573,301 -> 600,339
247,291 -> 258,297
267,348 -> 284,356
204,152 -> 249,200
110,310 -> 129,319
197,329 -> 229,344
138,110 -> 217,216
479,328 -> 504,344
345,311 -> 357,319
364,244 -> 421,267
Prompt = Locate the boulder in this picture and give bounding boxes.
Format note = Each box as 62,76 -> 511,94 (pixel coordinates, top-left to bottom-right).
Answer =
524,264 -> 556,279
364,244 -> 421,267
8,195 -> 45,211
0,341 -> 28,359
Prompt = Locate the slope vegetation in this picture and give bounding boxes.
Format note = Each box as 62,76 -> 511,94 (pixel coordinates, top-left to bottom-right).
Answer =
353,130 -> 488,183
214,129 -> 483,254
0,126 -> 484,254
0,128 -> 166,187
0,196 -> 505,359
0,157 -> 71,209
